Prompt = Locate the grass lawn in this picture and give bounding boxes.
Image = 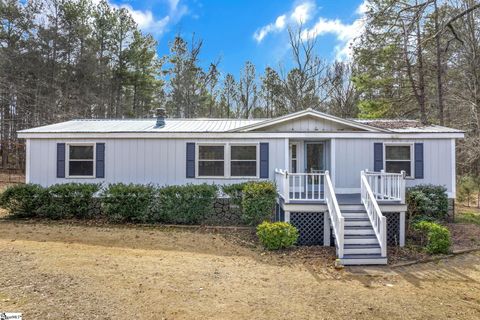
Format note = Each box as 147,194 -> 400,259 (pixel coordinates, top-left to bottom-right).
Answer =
455,206 -> 480,225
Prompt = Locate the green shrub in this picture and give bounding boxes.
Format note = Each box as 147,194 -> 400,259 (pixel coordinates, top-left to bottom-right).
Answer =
406,184 -> 448,221
242,181 -> 276,225
413,221 -> 451,254
101,183 -> 155,223
256,221 -> 298,250
0,184 -> 45,217
222,182 -> 249,208
39,183 -> 101,220
154,184 -> 218,224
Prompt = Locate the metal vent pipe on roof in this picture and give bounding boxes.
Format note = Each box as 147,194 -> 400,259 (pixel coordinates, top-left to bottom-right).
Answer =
155,108 -> 166,128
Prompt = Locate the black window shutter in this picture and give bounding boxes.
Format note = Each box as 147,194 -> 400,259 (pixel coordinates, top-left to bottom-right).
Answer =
373,143 -> 383,172
96,143 -> 105,178
186,143 -> 195,178
414,143 -> 424,179
259,143 -> 269,178
57,143 -> 66,178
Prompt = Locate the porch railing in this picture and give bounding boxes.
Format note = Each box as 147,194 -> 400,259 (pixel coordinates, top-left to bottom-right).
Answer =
361,170 -> 387,257
325,170 -> 344,258
274,169 -> 325,202
363,170 -> 406,203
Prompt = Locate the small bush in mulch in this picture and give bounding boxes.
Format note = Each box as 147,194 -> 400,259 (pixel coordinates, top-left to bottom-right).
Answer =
412,220 -> 451,254
256,221 -> 298,250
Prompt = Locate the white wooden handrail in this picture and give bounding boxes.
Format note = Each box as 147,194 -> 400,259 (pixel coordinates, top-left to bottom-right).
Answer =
363,170 -> 406,204
325,170 -> 344,258
274,169 -> 325,203
274,168 -> 289,202
360,171 -> 387,257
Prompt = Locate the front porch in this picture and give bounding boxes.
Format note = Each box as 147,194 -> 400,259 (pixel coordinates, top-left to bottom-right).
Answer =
274,169 -> 408,265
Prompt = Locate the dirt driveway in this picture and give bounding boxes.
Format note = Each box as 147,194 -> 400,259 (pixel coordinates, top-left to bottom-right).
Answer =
0,221 -> 479,319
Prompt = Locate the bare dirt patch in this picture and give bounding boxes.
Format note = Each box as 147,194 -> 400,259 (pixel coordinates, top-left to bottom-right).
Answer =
0,220 -> 479,319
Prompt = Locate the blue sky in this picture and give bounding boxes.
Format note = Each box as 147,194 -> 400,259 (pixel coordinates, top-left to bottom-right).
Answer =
111,0 -> 367,76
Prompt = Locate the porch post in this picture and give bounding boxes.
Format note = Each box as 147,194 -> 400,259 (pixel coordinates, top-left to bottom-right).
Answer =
380,169 -> 385,200
330,139 -> 336,188
284,138 -> 290,203
400,170 -> 406,204
399,211 -> 405,247
323,213 -> 331,246
284,173 -> 289,203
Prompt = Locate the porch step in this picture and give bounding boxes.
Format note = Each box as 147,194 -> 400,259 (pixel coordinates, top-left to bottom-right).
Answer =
339,204 -> 365,211
344,218 -> 371,227
344,226 -> 375,235
340,254 -> 387,265
342,212 -> 368,219
342,209 -> 367,213
344,234 -> 378,245
344,244 -> 381,255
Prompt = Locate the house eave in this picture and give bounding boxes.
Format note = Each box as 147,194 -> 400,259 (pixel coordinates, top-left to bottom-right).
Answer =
17,131 -> 465,140
229,109 -> 389,133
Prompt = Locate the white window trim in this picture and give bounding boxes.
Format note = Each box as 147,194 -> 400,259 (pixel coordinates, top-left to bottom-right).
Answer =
383,142 -> 414,179
196,143 -> 226,179
66,143 -> 96,179
290,143 -> 298,173
229,143 -> 259,179
195,142 -> 259,179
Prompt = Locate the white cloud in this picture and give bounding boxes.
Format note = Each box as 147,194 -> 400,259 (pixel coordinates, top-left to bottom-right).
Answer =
291,2 -> 315,24
253,14 -> 287,42
253,0 -> 369,60
301,1 -> 368,60
253,1 -> 316,43
114,0 -> 188,36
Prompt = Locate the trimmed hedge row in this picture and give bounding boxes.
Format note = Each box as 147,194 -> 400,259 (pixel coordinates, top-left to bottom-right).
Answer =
0,181 -> 276,225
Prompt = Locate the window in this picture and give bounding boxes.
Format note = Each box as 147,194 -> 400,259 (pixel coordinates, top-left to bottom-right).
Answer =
290,144 -> 297,173
385,144 -> 413,177
198,145 -> 224,177
68,144 -> 95,177
230,145 -> 257,177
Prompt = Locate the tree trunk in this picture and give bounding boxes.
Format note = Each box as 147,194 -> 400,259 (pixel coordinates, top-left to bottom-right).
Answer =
434,0 -> 445,125
416,18 -> 427,125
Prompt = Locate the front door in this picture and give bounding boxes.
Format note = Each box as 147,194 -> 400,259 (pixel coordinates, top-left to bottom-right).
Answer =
305,142 -> 325,173
305,142 -> 325,195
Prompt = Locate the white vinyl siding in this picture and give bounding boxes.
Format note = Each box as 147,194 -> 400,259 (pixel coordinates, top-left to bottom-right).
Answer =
27,138 -> 287,186
334,138 -> 455,196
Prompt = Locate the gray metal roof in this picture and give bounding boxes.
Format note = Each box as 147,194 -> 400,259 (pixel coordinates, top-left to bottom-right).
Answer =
352,119 -> 464,133
18,113 -> 463,134
18,118 -> 265,133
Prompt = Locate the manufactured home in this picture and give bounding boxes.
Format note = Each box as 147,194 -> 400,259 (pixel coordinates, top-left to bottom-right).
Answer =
18,109 -> 464,265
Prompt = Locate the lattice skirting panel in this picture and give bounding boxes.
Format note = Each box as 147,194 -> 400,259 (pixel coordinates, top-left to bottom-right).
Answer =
290,212 -> 325,246
384,212 -> 401,246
